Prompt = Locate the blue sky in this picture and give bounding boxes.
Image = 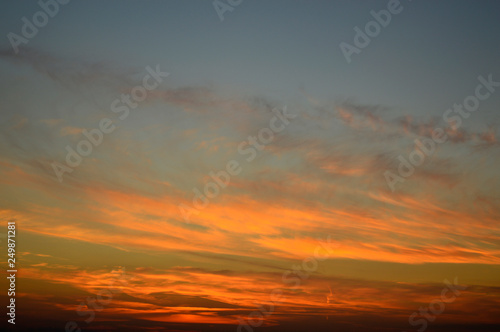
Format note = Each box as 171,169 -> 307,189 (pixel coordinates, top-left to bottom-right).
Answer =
2,0 -> 500,114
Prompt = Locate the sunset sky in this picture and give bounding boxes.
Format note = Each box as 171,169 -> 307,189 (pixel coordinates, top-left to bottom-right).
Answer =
1,1 -> 499,331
